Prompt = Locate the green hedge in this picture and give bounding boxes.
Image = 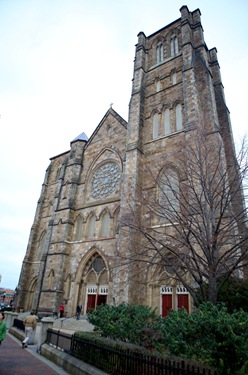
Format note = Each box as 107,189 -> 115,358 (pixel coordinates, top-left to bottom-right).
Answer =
160,303 -> 248,374
87,302 -> 248,374
73,331 -> 216,374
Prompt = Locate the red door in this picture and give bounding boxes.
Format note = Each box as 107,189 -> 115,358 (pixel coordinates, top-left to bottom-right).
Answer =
162,294 -> 172,317
177,294 -> 189,312
86,294 -> 96,313
97,294 -> 107,307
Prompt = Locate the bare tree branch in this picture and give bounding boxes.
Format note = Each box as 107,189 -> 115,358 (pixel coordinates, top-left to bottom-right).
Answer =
117,127 -> 248,305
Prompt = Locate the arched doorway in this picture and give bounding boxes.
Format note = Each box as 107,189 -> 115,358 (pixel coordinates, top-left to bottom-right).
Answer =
79,252 -> 109,314
27,278 -> 37,311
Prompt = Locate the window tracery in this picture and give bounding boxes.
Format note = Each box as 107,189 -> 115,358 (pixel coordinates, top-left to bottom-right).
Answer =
176,103 -> 183,131
87,215 -> 96,238
101,211 -> 110,237
164,108 -> 170,135
91,162 -> 120,199
170,35 -> 179,57
156,42 -> 163,63
153,113 -> 159,139
158,168 -> 180,218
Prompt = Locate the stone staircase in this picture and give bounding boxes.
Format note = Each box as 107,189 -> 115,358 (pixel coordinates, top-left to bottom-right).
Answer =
53,316 -> 94,333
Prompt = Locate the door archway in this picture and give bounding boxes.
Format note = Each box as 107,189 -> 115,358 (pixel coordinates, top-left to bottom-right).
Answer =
75,251 -> 109,314
27,277 -> 38,311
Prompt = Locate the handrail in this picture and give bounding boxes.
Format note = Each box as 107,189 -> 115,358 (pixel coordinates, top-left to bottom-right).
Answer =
46,329 -> 217,375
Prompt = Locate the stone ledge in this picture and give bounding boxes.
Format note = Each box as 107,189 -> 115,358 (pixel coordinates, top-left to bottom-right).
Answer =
53,317 -> 94,332
41,343 -> 107,375
9,326 -> 25,341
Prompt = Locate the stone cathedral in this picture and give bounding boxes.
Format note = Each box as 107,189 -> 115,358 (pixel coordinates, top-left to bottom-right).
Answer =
16,6 -> 239,317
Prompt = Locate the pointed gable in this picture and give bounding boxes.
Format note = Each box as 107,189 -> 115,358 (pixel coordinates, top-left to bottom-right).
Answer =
85,108 -> 127,149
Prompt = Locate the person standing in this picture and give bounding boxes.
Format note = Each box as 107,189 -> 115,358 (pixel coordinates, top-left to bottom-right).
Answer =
59,303 -> 64,318
76,304 -> 82,320
22,312 -> 37,348
0,312 -> 6,346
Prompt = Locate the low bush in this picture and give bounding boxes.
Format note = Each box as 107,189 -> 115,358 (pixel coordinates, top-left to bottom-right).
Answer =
73,331 -> 215,375
87,302 -> 164,351
87,302 -> 248,374
161,303 -> 248,374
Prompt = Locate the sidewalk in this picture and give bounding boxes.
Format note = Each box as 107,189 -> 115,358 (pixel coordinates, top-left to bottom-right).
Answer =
0,333 -> 70,375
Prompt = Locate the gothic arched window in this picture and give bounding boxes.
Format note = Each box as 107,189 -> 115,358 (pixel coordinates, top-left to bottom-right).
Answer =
88,215 -> 96,238
153,113 -> 159,139
170,36 -> 179,57
158,168 -> 180,220
74,216 -> 84,241
65,274 -> 71,299
156,79 -> 161,92
172,72 -> 177,85
164,108 -> 170,135
48,269 -> 54,289
101,211 -> 110,237
38,231 -> 46,260
176,104 -> 183,131
113,207 -> 120,234
156,42 -> 163,64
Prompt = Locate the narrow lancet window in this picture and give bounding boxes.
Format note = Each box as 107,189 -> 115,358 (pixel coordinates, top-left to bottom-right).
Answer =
170,36 -> 179,57
176,104 -> 183,131
156,42 -> 163,63
153,113 -> 159,139
164,108 -> 170,135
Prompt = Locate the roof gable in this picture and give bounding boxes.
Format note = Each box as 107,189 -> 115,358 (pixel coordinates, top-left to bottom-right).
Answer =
85,107 -> 127,149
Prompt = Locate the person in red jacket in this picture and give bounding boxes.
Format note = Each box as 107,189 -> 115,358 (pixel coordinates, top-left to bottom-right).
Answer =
59,303 -> 65,318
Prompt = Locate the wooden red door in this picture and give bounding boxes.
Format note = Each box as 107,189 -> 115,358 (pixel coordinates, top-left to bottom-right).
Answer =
162,294 -> 172,317
177,294 -> 189,312
97,294 -> 107,306
86,294 -> 96,313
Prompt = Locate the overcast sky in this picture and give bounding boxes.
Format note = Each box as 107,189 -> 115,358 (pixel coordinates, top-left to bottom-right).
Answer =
0,0 -> 247,290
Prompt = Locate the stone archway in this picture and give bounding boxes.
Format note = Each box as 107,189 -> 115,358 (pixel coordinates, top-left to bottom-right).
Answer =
83,254 -> 108,314
74,250 -> 110,315
27,277 -> 37,311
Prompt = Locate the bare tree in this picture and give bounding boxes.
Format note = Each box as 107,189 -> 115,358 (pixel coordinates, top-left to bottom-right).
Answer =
119,128 -> 248,305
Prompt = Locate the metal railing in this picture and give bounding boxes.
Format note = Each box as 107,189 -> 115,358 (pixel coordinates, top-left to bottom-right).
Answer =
46,328 -> 72,353
46,329 -> 217,375
13,318 -> 25,331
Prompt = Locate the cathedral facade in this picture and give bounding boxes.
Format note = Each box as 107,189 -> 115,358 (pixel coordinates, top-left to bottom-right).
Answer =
16,6 -> 240,317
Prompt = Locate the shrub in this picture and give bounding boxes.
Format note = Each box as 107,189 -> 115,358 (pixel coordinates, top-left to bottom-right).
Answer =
74,331 -> 215,375
161,303 -> 248,374
194,277 -> 248,312
217,277 -> 248,312
87,302 -> 164,350
87,302 -> 248,374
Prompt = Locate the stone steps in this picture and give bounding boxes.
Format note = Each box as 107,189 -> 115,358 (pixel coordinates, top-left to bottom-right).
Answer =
53,317 -> 94,332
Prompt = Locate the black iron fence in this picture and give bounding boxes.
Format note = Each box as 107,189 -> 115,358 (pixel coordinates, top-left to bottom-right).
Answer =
13,318 -> 25,331
46,328 -> 72,353
46,329 -> 217,375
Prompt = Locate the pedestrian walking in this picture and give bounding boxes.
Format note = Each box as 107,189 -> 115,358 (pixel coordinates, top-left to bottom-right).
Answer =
22,312 -> 37,348
0,312 -> 6,346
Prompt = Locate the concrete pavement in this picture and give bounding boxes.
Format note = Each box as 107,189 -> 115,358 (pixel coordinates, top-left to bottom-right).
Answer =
0,333 -> 70,375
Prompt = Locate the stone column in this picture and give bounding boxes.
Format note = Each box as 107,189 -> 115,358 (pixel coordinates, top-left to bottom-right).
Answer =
10,312 -> 19,330
4,311 -> 11,330
37,317 -> 54,353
